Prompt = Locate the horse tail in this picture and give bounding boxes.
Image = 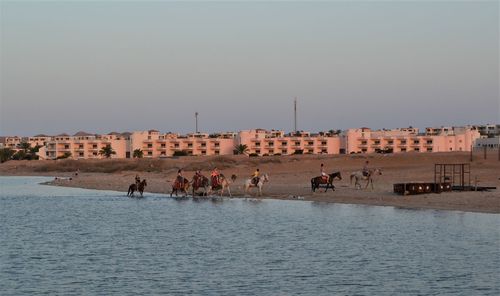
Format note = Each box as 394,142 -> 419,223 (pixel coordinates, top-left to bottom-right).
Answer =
311,178 -> 315,192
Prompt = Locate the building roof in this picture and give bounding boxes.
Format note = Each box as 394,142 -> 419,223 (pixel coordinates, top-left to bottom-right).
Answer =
73,131 -> 93,136
56,133 -> 70,137
33,134 -> 50,137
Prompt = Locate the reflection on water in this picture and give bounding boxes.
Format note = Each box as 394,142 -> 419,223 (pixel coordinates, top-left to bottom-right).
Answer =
1,177 -> 499,295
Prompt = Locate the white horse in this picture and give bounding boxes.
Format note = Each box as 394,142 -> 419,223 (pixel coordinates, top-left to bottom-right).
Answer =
244,174 -> 269,197
350,168 -> 382,190
208,174 -> 237,197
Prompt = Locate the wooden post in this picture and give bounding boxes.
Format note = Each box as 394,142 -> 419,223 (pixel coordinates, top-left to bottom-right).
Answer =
484,146 -> 487,160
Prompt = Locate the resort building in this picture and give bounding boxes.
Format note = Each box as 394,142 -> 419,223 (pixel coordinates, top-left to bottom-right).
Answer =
345,127 -> 480,154
129,130 -> 235,157
44,132 -> 129,159
1,124 -> 492,160
237,129 -> 341,155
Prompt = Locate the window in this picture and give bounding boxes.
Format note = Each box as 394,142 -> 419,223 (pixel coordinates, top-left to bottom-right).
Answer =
187,144 -> 193,148
388,141 -> 393,145
308,142 -> 314,146
161,144 -> 166,148
201,143 -> 206,147
426,140 -> 432,144
361,141 -> 367,145
414,148 -> 420,152
64,145 -> 69,149
214,143 -> 219,147
148,151 -> 152,155
93,145 -> 97,149
256,150 -> 261,154
160,151 -> 166,155
321,142 -> 327,146
401,148 -> 407,152
215,151 -> 220,155
400,141 -> 407,145
427,147 -> 433,152
374,140 -> 380,145
361,148 -> 367,153
174,144 -> 179,148
281,142 -> 287,146
79,152 -> 84,157
268,142 -> 274,147
255,142 -> 260,147
413,140 -> 419,145
147,144 -> 152,148
282,149 -> 287,154
295,142 -> 301,146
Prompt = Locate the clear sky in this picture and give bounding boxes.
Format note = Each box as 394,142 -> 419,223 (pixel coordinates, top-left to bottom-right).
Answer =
1,0 -> 498,136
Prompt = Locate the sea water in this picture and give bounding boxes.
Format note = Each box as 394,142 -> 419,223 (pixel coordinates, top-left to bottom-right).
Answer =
1,177 -> 499,295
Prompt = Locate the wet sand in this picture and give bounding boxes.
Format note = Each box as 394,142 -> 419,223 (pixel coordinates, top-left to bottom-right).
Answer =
1,152 -> 499,213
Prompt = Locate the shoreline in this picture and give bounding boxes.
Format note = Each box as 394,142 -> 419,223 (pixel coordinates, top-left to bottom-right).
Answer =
1,153 -> 499,214
13,173 -> 500,214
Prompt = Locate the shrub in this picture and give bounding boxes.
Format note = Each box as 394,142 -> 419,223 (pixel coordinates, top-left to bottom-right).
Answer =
249,153 -> 259,157
173,150 -> 188,157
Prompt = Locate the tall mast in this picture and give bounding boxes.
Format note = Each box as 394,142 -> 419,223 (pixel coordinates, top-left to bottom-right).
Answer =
294,97 -> 297,133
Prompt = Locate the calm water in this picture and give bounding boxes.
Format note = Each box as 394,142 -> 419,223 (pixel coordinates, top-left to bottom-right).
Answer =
1,177 -> 499,295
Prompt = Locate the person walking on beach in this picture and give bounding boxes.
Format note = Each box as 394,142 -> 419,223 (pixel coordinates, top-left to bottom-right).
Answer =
251,168 -> 260,185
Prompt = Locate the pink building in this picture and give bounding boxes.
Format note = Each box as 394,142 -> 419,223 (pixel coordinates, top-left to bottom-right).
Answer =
130,130 -> 235,157
345,127 -> 480,154
44,132 -> 128,159
237,129 -> 341,155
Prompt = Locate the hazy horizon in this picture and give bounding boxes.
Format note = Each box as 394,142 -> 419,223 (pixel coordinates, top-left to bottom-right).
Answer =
1,1 -> 499,137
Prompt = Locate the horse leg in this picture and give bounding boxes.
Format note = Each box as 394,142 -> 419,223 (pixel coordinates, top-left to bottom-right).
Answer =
227,186 -> 232,197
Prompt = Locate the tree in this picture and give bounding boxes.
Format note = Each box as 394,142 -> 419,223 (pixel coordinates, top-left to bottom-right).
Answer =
99,145 -> 116,158
233,144 -> 249,155
133,149 -> 144,158
0,148 -> 15,163
19,142 -> 31,152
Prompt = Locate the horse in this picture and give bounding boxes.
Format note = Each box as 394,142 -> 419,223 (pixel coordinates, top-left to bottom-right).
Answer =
311,172 -> 342,192
209,174 -> 237,197
350,168 -> 382,190
244,174 -> 269,197
192,174 -> 210,197
171,177 -> 190,197
128,179 -> 147,197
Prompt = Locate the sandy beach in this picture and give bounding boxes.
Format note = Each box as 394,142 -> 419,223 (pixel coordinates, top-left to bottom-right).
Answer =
1,152 -> 499,213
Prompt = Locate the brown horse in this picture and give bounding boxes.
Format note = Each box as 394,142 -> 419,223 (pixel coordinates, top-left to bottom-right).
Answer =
311,172 -> 342,192
128,179 -> 147,197
192,174 -> 210,196
171,177 -> 190,197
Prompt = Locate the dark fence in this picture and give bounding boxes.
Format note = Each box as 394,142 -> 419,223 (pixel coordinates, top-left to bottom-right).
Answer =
471,147 -> 500,161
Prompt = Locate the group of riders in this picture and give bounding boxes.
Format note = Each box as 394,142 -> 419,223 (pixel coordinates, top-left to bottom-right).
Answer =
129,160 -> 374,196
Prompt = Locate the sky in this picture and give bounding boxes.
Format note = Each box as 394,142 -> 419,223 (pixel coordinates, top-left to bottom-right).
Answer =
0,0 -> 498,136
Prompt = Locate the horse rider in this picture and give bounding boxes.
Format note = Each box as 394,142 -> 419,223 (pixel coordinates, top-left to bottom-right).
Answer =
320,163 -> 329,183
362,161 -> 370,177
211,167 -> 220,187
176,169 -> 184,186
251,168 -> 260,185
135,174 -> 141,186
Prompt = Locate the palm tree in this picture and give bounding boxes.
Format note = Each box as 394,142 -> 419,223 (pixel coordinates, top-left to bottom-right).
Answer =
133,149 -> 144,158
99,145 -> 116,158
0,148 -> 15,163
234,144 -> 249,155
19,142 -> 31,152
